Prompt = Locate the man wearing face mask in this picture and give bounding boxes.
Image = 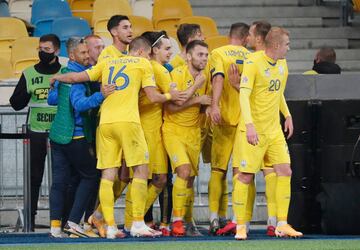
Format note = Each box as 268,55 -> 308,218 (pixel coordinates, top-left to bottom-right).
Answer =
9,34 -> 63,232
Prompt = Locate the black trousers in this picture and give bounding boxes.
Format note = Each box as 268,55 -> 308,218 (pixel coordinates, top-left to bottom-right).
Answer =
29,131 -> 48,231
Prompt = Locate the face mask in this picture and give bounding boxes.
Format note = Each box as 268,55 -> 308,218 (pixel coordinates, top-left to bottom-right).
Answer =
38,51 -> 56,64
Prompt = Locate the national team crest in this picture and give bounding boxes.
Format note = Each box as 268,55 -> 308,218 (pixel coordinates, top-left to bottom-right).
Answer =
170,83 -> 177,89
279,65 -> 284,75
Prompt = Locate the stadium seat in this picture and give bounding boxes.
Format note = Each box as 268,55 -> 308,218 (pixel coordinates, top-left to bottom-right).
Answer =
11,37 -> 39,77
92,0 -> 132,28
205,35 -> 228,52
0,58 -> 15,80
129,15 -> 153,37
31,0 -> 72,37
70,0 -> 94,24
93,18 -> 111,39
353,0 -> 360,12
8,0 -> 32,22
152,0 -> 192,31
52,17 -> 92,57
0,1 -> 10,17
131,0 -> 153,20
178,16 -> 219,38
0,17 -> 28,62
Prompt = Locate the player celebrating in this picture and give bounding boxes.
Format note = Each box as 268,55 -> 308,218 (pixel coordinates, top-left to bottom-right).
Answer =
207,23 -> 250,234
232,27 -> 303,240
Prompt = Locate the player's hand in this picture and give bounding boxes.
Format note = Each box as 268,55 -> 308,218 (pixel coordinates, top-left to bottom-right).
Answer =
101,84 -> 115,98
227,63 -> 240,90
284,116 -> 294,139
194,72 -> 206,89
210,104 -> 221,125
205,106 -> 211,117
246,123 -> 259,146
49,76 -> 58,89
199,95 -> 212,105
169,88 -> 187,103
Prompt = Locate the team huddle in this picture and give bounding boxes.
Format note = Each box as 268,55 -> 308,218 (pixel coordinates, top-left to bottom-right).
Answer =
47,14 -> 303,240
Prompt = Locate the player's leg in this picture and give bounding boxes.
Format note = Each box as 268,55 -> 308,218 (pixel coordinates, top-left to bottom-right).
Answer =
263,168 -> 277,236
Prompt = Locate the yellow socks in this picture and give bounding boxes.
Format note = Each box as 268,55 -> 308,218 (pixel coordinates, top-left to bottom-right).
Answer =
124,183 -> 133,230
113,179 -> 128,201
219,178 -> 228,219
184,187 -> 194,223
245,180 -> 255,222
232,176 -> 249,225
144,183 -> 162,214
131,178 -> 148,222
265,172 -> 277,222
99,179 -> 115,226
50,220 -> 61,228
208,170 -> 224,217
172,177 -> 188,221
276,176 -> 291,222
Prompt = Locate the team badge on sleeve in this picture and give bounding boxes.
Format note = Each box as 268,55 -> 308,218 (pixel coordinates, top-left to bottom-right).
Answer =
279,65 -> 284,75
241,76 -> 248,84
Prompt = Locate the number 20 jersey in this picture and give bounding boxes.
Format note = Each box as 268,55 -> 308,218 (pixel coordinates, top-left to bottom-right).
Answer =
85,56 -> 156,125
239,50 -> 289,134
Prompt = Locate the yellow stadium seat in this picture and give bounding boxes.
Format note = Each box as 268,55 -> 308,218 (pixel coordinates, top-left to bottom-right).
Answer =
92,0 -> 132,27
70,0 -> 95,24
11,37 -> 39,78
178,16 -> 219,39
0,17 -> 28,62
152,0 -> 192,30
93,19 -> 111,39
353,0 -> 360,12
205,35 -> 228,52
0,58 -> 15,80
128,15 -> 153,37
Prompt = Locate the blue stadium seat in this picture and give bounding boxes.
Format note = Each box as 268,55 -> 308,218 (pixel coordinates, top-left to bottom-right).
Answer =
31,0 -> 72,37
0,1 -> 10,17
52,17 -> 91,57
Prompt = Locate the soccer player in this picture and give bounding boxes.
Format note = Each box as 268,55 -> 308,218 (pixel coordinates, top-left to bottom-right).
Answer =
232,27 -> 303,240
50,37 -> 186,238
166,23 -> 204,71
162,40 -> 211,236
207,23 -> 250,234
97,15 -> 132,62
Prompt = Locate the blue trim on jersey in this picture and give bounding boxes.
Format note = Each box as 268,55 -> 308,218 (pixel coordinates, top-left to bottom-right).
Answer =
268,61 -> 277,66
163,63 -> 174,72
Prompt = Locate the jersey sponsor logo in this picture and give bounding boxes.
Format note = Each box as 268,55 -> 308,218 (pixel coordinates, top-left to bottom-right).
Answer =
108,65 -> 129,90
34,88 -> 49,100
36,112 -> 55,122
235,59 -> 244,65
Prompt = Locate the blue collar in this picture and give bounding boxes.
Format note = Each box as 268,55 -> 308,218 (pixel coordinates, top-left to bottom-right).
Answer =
67,61 -> 90,72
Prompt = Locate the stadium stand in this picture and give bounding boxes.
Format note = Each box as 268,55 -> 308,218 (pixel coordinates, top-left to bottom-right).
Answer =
131,0 -> 153,19
204,35 -> 228,52
52,17 -> 92,57
8,0 -> 32,22
353,0 -> 360,12
92,0 -> 132,28
10,36 -> 39,77
152,0 -> 193,33
0,58 -> 15,79
69,0 -> 95,24
31,0 -> 72,37
0,17 -> 28,62
128,15 -> 153,37
0,0 -> 10,17
178,16 -> 219,38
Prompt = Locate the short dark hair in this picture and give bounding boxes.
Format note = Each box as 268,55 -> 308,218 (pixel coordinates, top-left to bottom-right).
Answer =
252,20 -> 271,41
229,22 -> 250,40
318,47 -> 336,63
107,15 -> 129,33
177,23 -> 201,47
129,36 -> 151,52
141,30 -> 169,49
39,34 -> 60,49
186,40 -> 208,54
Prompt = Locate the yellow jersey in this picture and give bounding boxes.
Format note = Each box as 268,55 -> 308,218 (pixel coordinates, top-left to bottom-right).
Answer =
163,65 -> 207,127
86,56 -> 156,125
169,54 -> 186,69
239,50 -> 288,134
139,60 -> 171,129
97,44 -> 128,62
210,44 -> 250,126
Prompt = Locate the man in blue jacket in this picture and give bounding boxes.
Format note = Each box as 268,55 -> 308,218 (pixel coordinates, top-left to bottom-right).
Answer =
47,37 -> 115,238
